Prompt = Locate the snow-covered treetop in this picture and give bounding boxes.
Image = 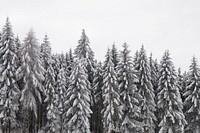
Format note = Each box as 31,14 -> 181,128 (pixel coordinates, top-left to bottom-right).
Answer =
74,29 -> 94,60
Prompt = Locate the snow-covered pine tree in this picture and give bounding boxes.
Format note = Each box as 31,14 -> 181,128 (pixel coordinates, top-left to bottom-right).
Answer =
16,29 -> 45,133
56,65 -> 67,133
133,50 -> 139,68
177,68 -> 185,102
66,48 -> 74,73
74,29 -> 95,131
65,52 -> 70,71
39,34 -> 53,129
157,50 -> 186,133
44,57 -> 60,133
74,29 -> 95,83
149,53 -> 159,94
117,43 -> 143,133
184,56 -> 200,133
134,45 -> 156,133
40,34 -> 51,70
149,53 -> 160,133
102,49 -> 122,133
182,71 -> 189,102
111,43 -> 119,69
0,17 -> 20,132
93,62 -> 104,133
69,48 -> 74,65
64,59 -> 92,133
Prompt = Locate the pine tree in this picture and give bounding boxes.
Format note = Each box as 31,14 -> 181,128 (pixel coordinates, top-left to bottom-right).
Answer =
93,62 -> 104,133
16,29 -> 45,133
111,43 -> 119,69
64,59 -> 92,133
149,53 -> 159,94
74,29 -> 95,131
74,29 -> 95,83
157,50 -> 186,133
0,17 -> 20,133
177,68 -> 185,101
149,54 -> 160,133
40,34 -> 51,70
134,45 -> 156,133
44,57 -> 60,133
69,48 -> 74,65
184,56 -> 200,133
56,66 -> 67,133
102,49 -> 122,133
133,50 -> 139,68
39,34 -> 53,129
117,43 -> 143,133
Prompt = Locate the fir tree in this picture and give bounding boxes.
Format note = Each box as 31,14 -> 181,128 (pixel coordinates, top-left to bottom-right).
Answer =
117,43 -> 143,133
0,17 -> 20,133
102,49 -> 122,133
134,45 -> 156,133
157,50 -> 186,133
93,62 -> 104,133
149,54 -> 160,132
74,29 -> 95,131
40,34 -> 51,70
149,53 -> 159,94
177,68 -> 185,101
69,48 -> 74,65
74,29 -> 95,83
16,29 -> 45,133
40,34 -> 53,129
44,57 -> 60,133
111,43 -> 119,69
64,59 -> 92,133
56,66 -> 67,133
184,56 -> 200,133
133,50 -> 139,68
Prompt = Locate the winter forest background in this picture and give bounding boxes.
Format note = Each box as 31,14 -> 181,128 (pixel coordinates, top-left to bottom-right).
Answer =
0,17 -> 200,133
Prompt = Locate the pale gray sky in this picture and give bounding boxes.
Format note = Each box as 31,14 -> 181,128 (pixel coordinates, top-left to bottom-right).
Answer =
1,0 -> 200,71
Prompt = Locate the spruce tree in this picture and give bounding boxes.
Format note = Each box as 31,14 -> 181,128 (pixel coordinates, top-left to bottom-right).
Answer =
74,29 -> 95,131
74,29 -> 95,83
44,57 -> 60,133
40,34 -> 53,129
64,59 -> 92,133
40,34 -> 51,70
149,54 -> 160,132
0,17 -> 20,133
134,45 -> 156,133
117,43 -> 143,133
93,62 -> 104,133
177,68 -> 185,102
102,49 -> 122,133
111,43 -> 119,69
56,66 -> 67,133
157,50 -> 186,133
184,56 -> 200,133
16,29 -> 45,133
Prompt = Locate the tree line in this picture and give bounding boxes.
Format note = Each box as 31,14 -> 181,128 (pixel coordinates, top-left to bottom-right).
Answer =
0,18 -> 199,133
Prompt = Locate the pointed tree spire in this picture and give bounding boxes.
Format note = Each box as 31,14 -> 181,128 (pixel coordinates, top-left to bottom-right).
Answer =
184,56 -> 200,133
157,50 -> 186,133
0,17 -> 20,132
111,42 -> 119,69
117,43 -> 143,132
102,50 -> 122,133
16,29 -> 45,132
134,45 -> 156,133
64,60 -> 92,133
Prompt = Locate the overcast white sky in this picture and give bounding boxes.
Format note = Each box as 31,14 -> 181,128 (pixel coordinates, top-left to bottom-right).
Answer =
1,0 -> 200,71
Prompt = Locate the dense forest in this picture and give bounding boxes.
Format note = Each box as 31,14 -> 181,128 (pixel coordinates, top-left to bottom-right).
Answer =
0,17 -> 200,133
